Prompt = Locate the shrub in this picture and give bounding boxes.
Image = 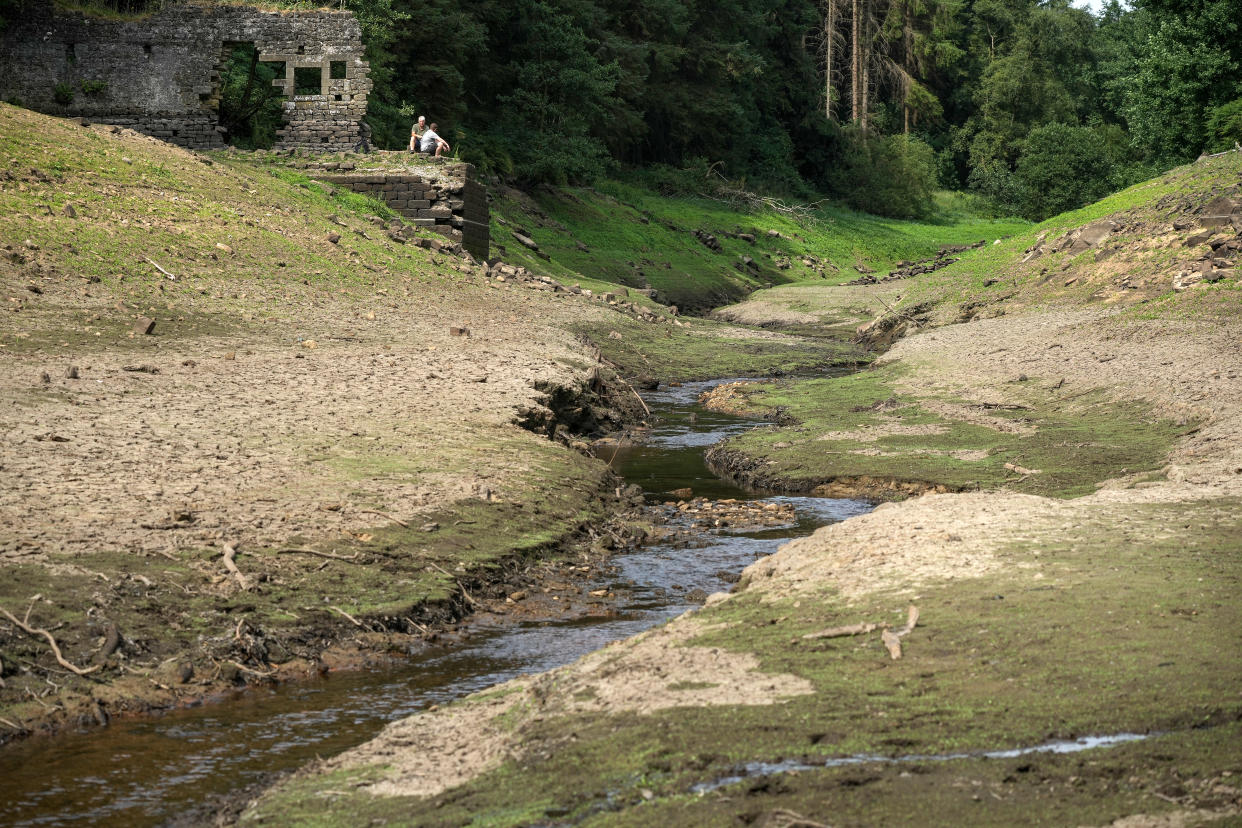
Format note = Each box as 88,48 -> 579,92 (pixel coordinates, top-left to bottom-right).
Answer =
1205,97 -> 1242,153
828,130 -> 938,218
53,82 -> 74,106
1014,122 -> 1113,220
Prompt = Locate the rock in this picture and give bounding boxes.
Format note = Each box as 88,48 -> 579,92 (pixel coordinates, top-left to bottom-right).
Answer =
669,487 -> 693,499
26,283 -> 41,294
1204,269 -> 1232,283
607,330 -> 623,340
575,241 -> 590,252
692,229 -> 722,252
1186,230 -> 1214,247
449,326 -> 469,336
421,522 -> 439,532
766,229 -> 781,238
326,232 -> 341,244
63,203 -> 77,218
132,317 -> 155,336
1173,270 -> 1203,291
1078,220 -> 1116,248
39,371 -> 50,384
65,365 -> 79,379
737,233 -> 756,244
512,232 -> 539,251
215,242 -> 233,255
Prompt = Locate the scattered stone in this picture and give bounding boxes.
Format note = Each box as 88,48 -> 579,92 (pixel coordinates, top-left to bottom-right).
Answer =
449,326 -> 469,337
326,232 -> 341,245
39,371 -> 50,384
26,283 -> 41,294
1185,230 -> 1214,246
215,242 -> 233,254
421,522 -> 439,532
608,330 -> 623,340
692,229 -> 721,252
132,317 -> 155,336
122,364 -> 160,373
223,351 -> 236,360
65,365 -> 79,379
669,487 -> 693,499
512,232 -> 539,251
300,340 -> 317,349
737,233 -> 756,244
62,203 -> 77,218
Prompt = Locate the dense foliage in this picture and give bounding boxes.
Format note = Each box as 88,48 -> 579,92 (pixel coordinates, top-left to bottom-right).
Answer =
29,0 -> 1242,219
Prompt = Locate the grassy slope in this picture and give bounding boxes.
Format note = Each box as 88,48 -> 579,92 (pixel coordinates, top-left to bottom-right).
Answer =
486,183 -> 1025,380
0,105 -> 619,728
702,154 -> 1242,497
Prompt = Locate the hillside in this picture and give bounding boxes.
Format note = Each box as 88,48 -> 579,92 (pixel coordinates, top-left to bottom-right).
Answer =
244,153 -> 1242,826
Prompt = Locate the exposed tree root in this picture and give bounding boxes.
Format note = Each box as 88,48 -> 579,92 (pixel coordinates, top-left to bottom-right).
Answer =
0,606 -> 104,677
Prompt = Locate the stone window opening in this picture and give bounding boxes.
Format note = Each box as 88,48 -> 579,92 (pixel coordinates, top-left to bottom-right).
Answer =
329,60 -> 346,80
216,42 -> 286,149
143,43 -> 152,58
65,43 -> 77,65
293,65 -> 321,96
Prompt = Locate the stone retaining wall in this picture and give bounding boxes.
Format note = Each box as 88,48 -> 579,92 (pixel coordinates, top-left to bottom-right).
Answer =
0,3 -> 370,152
317,164 -> 489,261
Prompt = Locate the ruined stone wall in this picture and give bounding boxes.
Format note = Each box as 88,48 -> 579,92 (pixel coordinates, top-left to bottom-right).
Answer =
0,2 -> 370,152
316,162 -> 490,261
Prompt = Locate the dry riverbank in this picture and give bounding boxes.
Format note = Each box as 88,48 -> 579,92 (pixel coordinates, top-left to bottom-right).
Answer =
242,156 -> 1242,826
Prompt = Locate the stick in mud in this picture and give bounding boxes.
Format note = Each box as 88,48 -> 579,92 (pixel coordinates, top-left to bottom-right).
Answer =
276,547 -> 363,562
221,543 -> 251,590
357,509 -> 410,528
0,606 -> 104,676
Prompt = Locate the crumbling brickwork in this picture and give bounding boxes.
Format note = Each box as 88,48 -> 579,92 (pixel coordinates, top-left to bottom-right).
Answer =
0,2 -> 370,152
317,162 -> 490,261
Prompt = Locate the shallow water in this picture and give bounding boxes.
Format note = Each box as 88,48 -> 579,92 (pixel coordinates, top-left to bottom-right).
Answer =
0,380 -> 870,827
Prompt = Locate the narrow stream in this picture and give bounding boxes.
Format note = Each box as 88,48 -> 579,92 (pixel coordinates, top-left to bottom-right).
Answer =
0,381 -> 871,827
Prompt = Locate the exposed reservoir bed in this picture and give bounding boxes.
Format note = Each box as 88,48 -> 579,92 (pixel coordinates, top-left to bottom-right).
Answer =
0,381 -> 870,827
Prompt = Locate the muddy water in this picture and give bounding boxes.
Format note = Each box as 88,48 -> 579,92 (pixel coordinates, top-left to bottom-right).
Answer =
0,381 -> 871,827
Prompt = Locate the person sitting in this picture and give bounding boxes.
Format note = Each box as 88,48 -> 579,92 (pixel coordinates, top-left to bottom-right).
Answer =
409,115 -> 427,152
420,123 -> 450,158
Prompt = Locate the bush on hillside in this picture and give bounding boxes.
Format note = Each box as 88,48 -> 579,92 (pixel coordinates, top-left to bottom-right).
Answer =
828,131 -> 938,219
1205,97 -> 1242,152
1014,122 -> 1113,220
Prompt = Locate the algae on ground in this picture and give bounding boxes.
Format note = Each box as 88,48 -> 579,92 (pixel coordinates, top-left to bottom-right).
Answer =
704,366 -> 1191,498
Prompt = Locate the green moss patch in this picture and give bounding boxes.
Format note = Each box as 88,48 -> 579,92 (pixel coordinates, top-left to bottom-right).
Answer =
706,366 -> 1190,498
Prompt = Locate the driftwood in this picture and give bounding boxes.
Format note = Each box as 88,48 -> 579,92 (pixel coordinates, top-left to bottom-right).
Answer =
221,543 -> 251,590
357,509 -> 409,528
802,622 -> 879,640
276,547 -> 362,562
802,605 -> 920,660
427,562 -> 483,608
0,606 -> 103,676
328,605 -> 363,627
145,257 -> 177,280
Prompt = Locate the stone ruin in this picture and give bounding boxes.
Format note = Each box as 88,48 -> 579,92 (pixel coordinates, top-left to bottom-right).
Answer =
0,2 -> 371,152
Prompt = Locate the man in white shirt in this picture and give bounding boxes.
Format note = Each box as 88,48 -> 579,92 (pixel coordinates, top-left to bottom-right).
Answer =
420,122 -> 450,158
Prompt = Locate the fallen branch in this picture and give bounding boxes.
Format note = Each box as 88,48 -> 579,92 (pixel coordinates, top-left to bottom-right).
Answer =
328,605 -> 363,627
881,629 -> 903,660
145,257 -> 177,280
276,547 -> 362,562
1003,462 -> 1040,476
0,716 -> 23,732
221,543 -> 250,590
427,562 -> 483,608
875,294 -> 919,325
0,606 -> 103,676
802,622 -> 879,640
226,659 -> 275,678
357,509 -> 409,528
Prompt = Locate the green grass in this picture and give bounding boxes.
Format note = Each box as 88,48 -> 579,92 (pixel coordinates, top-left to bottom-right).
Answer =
488,180 -> 1029,315
246,497 -> 1241,826
703,366 -> 1191,498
